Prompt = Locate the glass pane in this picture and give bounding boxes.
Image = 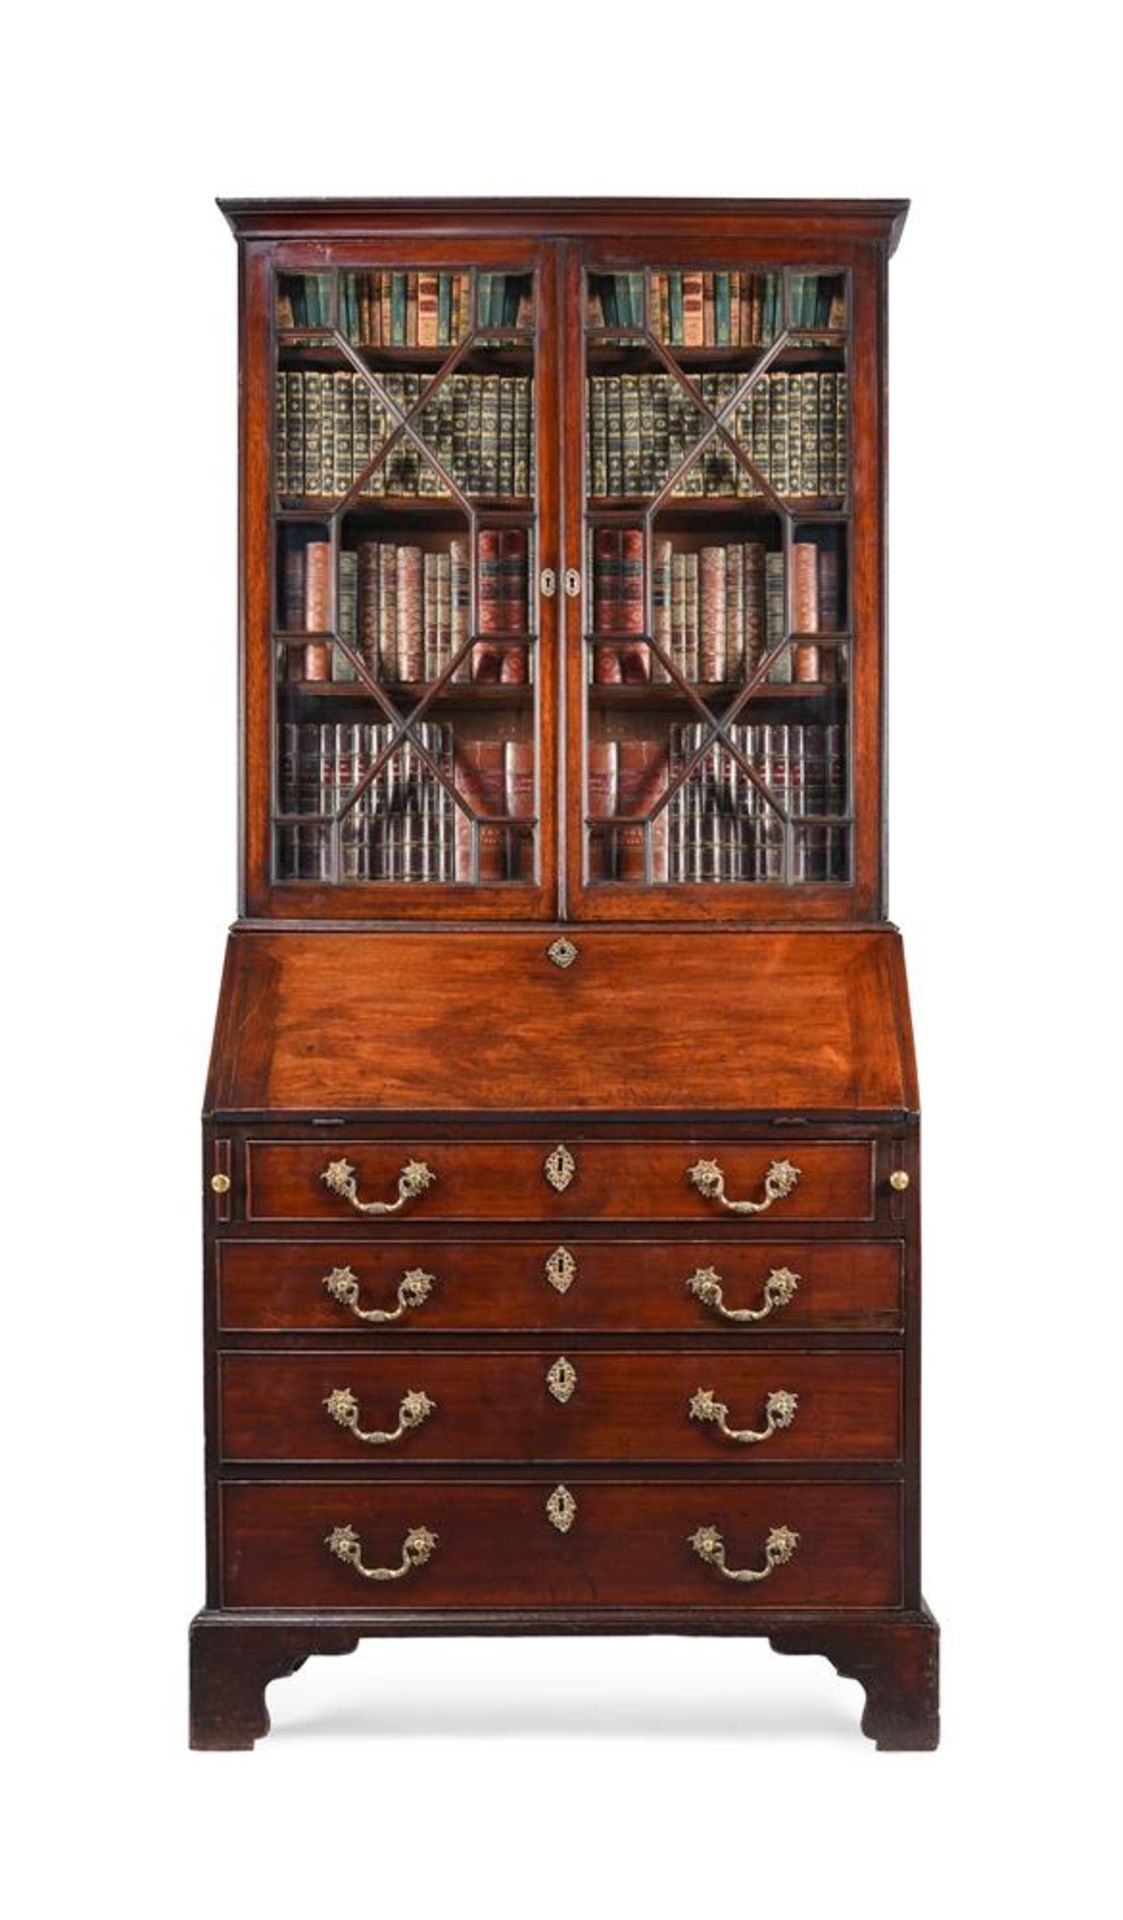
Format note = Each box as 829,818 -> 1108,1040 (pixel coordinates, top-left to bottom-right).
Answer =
272,262 -> 540,889
582,262 -> 852,891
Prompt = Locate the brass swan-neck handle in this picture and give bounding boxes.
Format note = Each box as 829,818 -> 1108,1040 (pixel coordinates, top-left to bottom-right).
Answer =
689,1523 -> 800,1584
325,1523 -> 438,1582
687,1157 -> 801,1216
321,1157 -> 436,1216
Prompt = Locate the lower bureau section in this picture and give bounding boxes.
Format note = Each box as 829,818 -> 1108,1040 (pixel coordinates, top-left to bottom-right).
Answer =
220,1479 -> 902,1611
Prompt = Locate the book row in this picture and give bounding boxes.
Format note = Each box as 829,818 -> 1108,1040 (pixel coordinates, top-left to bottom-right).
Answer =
588,723 -> 848,885
276,372 -> 534,500
281,533 -> 531,686
588,272 -> 845,346
587,371 -> 848,498
278,271 -> 531,346
277,723 -> 535,884
591,534 -> 843,686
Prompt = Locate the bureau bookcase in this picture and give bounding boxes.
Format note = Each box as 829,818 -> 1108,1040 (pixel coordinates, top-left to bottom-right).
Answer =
191,198 -> 939,1749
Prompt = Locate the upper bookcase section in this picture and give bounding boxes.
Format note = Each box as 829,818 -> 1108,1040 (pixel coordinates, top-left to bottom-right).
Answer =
220,199 -> 908,925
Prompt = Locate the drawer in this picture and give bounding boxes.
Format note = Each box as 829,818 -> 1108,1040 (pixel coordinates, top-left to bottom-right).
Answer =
221,1478 -> 902,1610
243,1138 -> 876,1223
219,1350 -> 901,1464
218,1237 -> 903,1333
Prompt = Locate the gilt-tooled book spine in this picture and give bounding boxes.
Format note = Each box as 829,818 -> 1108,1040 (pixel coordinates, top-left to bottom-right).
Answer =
787,366 -> 803,498
765,550 -> 791,683
317,372 -> 335,498
397,545 -> 424,682
683,551 -> 699,681
622,376 -> 641,495
606,376 -> 623,497
500,528 -> 528,639
725,543 -> 744,683
515,377 -> 531,499
682,272 -> 704,347
378,544 -> 398,681
589,377 -> 606,497
715,272 -> 730,346
303,542 -> 332,682
498,376 -> 514,498
651,536 -> 672,682
302,372 -> 321,498
334,550 -> 358,681
800,372 -> 819,497
617,529 -> 648,683
282,541 -> 305,634
423,550 -> 440,681
450,537 -> 471,682
818,372 -> 836,499
699,545 -> 726,683
768,372 -> 789,496
792,542 -> 820,684
743,541 -> 766,676
454,740 -> 507,881
417,272 -> 439,347
333,373 -> 352,499
406,273 -> 419,345
834,373 -> 849,496
357,541 -> 380,675
435,550 -> 452,679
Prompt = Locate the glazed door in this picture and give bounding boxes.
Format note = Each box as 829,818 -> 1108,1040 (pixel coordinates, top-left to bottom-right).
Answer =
242,237 -> 560,918
562,238 -> 882,921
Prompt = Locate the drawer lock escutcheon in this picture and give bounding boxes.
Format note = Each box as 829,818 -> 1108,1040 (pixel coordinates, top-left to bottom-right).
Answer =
689,1523 -> 800,1585
321,1157 -> 436,1216
689,1386 -> 798,1446
546,1485 -> 577,1534
544,1245 -> 577,1294
544,1143 -> 576,1193
546,1356 -> 578,1404
687,1157 -> 801,1216
326,1523 -> 438,1583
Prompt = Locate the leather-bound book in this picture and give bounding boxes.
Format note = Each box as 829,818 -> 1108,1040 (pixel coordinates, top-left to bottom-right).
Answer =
500,528 -> 528,631
454,740 -> 507,881
504,739 -> 536,880
616,740 -> 670,883
743,541 -> 765,674
473,529 -> 505,680
699,545 -> 727,682
651,536 -> 672,681
357,541 -> 380,675
378,544 -> 398,681
450,538 -> 472,681
302,541 -> 332,681
592,529 -> 622,683
793,541 -> 821,683
618,529 -> 649,682
397,546 -> 424,682
682,273 -> 704,346
418,272 -> 439,347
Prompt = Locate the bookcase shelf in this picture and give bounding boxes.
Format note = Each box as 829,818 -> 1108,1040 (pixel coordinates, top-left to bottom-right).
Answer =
277,497 -> 535,521
586,341 -> 846,375
284,680 -> 534,706
586,681 -> 842,706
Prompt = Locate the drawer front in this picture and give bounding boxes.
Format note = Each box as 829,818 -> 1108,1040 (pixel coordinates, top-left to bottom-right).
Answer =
219,1351 -> 901,1464
244,1139 -> 875,1223
218,1237 -> 903,1333
221,1479 -> 902,1610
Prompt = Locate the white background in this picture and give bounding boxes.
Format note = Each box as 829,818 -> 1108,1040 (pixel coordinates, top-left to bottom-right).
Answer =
4,3 -> 1121,1914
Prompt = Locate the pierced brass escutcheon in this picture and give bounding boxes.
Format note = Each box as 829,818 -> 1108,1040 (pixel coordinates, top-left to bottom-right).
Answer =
546,1485 -> 577,1534
547,936 -> 579,969
210,1173 -> 231,1195
544,1245 -> 577,1295
544,1143 -> 576,1192
546,1356 -> 578,1404
326,1522 -> 438,1582
689,1522 -> 800,1584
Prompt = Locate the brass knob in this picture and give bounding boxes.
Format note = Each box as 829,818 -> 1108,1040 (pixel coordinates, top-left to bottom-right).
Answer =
889,1170 -> 910,1192
210,1173 -> 231,1194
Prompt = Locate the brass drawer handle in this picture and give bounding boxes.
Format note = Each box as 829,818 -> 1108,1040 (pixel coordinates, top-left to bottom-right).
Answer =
689,1386 -> 798,1445
326,1522 -> 438,1582
689,1522 -> 801,1584
687,1157 -> 801,1215
321,1157 -> 436,1216
323,1264 -> 435,1324
323,1386 -> 436,1446
687,1264 -> 800,1323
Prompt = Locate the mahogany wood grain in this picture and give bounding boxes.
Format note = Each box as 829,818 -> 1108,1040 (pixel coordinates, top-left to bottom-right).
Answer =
244,1137 -> 874,1223
219,1350 -> 901,1464
205,927 -> 917,1117
217,1235 -> 903,1333
220,1478 -> 902,1609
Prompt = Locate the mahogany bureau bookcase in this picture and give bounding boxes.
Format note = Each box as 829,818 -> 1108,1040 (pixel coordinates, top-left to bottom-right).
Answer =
190,197 -> 939,1750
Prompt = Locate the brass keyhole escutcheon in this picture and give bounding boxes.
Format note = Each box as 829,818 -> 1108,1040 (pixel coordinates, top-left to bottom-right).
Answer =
544,1144 -> 575,1192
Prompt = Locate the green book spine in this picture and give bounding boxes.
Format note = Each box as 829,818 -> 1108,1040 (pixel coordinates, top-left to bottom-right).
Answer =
818,373 -> 836,498
835,374 -> 849,496
391,272 -> 407,345
451,376 -> 469,492
286,372 -> 304,499
751,379 -> 769,489
654,374 -> 670,497
765,551 -> 791,681
768,373 -> 789,496
274,372 -> 287,497
481,375 -> 500,494
469,377 -> 484,493
353,377 -> 370,491
335,551 -> 359,680
589,377 -> 606,497
668,273 -> 683,345
498,376 -> 514,497
606,376 -> 623,496
622,375 -> 641,495
317,372 -> 335,497
800,372 -> 819,497
638,375 -> 653,497
333,372 -> 353,497
437,272 -> 451,344
303,371 -> 322,497
787,365 -> 803,497
715,273 -> 730,346
514,377 -> 530,499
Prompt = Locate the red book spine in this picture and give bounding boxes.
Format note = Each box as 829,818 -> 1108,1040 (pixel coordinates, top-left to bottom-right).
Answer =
397,545 -> 424,681
473,529 -> 504,679
592,528 -> 622,683
618,528 -> 649,682
303,541 -> 332,680
455,741 -> 507,881
500,528 -> 528,634
792,541 -> 820,682
616,740 -> 669,883
743,542 -> 766,674
699,545 -> 727,682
